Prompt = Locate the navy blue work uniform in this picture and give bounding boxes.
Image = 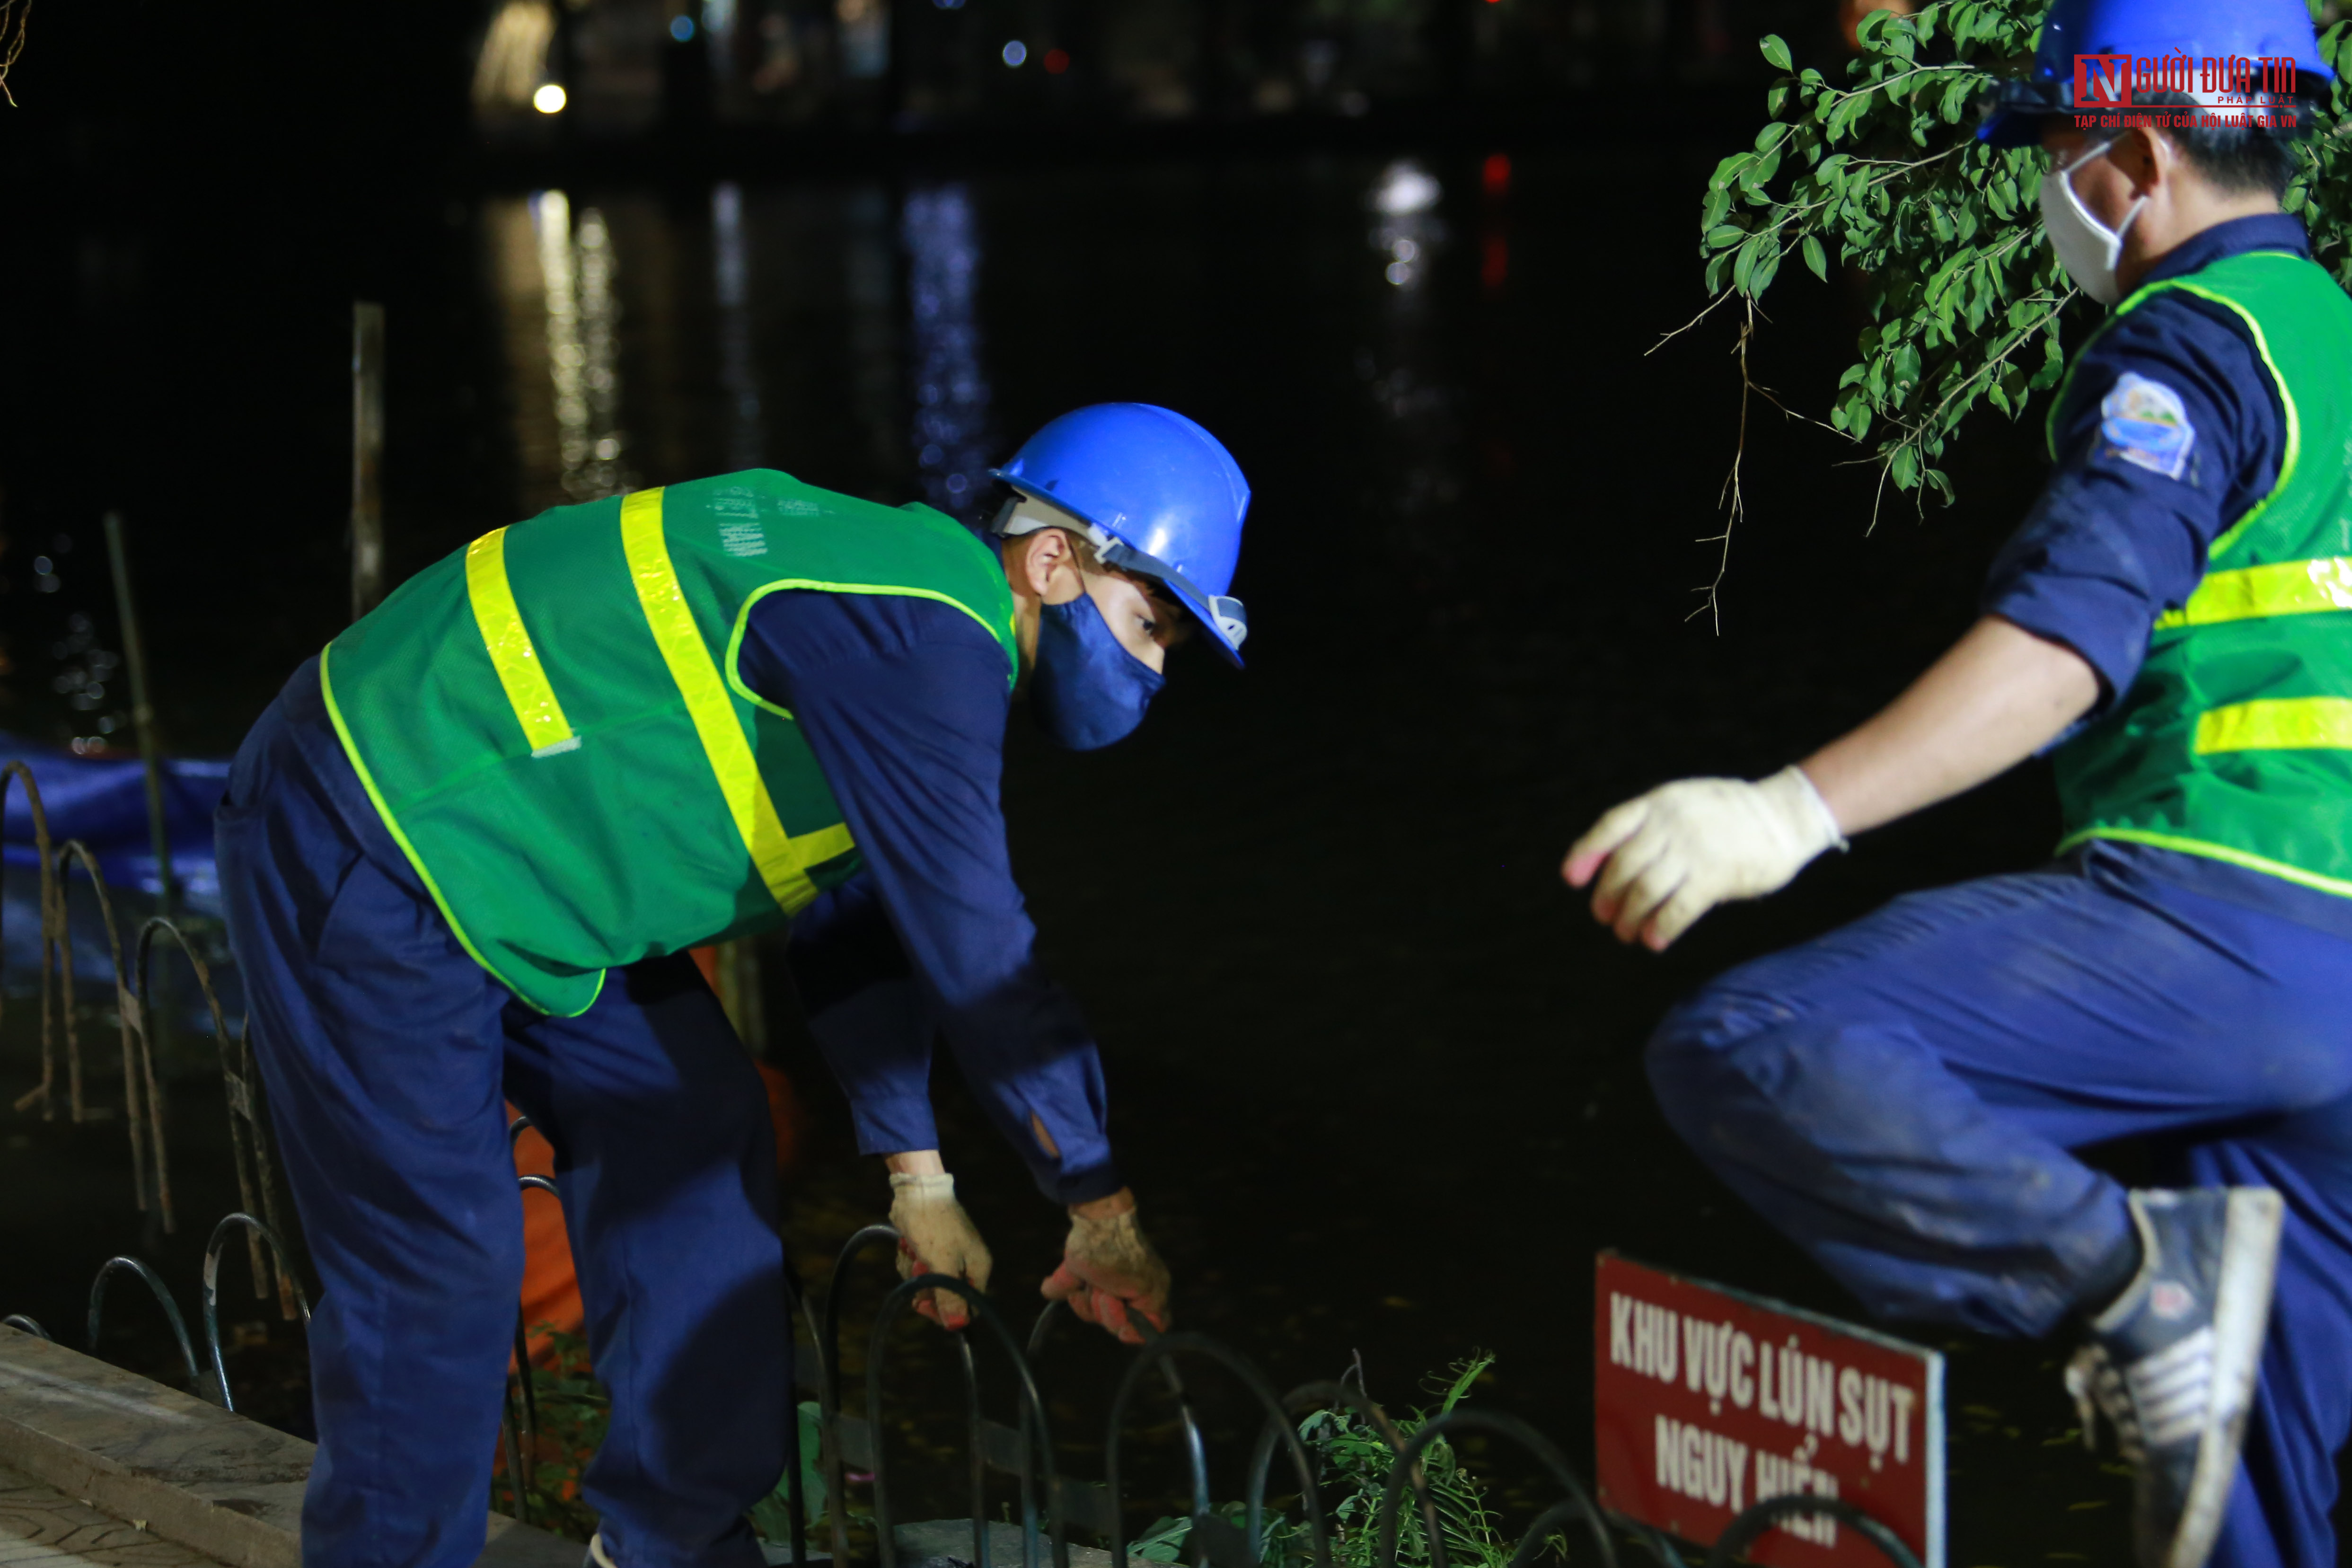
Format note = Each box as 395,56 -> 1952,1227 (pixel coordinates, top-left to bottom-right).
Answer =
1648,217 -> 2352,1568
217,590 -> 1116,1568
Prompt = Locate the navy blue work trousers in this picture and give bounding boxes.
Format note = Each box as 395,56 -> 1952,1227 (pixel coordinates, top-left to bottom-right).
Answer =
1649,844 -> 2352,1568
216,662 -> 786,1568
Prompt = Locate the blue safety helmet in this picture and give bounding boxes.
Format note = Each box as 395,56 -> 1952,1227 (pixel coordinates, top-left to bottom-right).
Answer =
991,404 -> 1253,665
1979,0 -> 2331,146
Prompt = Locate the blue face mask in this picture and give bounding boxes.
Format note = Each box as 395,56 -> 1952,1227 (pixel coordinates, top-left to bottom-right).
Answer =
1030,589 -> 1166,750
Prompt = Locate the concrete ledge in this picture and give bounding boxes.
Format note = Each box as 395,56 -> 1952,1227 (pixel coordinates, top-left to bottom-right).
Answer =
0,1326 -> 578,1568
0,1328 -> 1145,1568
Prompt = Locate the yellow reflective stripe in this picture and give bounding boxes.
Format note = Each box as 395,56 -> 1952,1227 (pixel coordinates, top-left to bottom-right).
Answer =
465,529 -> 578,758
2193,696 -> 2352,753
2057,827 -> 2352,901
2157,555 -> 2352,629
618,489 -> 853,914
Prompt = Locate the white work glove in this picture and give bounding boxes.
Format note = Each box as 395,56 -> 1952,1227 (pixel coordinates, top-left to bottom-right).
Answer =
1563,766 -> 1846,950
1041,1204 -> 1171,1346
889,1172 -> 993,1330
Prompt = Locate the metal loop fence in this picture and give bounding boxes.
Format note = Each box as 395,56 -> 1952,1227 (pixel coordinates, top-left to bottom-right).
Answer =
200,1211 -> 310,1410
806,1227 -> 1922,1568
1,797 -> 301,1320
4,1199 -> 1927,1568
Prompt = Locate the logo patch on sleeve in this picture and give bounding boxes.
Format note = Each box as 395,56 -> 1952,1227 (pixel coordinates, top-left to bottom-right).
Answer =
2099,371 -> 2196,481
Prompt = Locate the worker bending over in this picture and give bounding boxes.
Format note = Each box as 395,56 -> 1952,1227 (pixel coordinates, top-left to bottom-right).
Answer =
216,404 -> 1251,1568
1568,4 -> 2345,1565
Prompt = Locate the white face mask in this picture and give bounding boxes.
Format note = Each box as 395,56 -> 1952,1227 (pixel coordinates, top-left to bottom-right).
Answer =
2038,137 -> 2149,307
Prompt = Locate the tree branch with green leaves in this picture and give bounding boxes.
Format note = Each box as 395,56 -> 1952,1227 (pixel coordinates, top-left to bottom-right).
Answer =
1678,0 -> 2352,614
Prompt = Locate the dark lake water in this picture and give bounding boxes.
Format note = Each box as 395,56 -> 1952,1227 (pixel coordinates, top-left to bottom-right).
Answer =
3,136 -> 2171,1561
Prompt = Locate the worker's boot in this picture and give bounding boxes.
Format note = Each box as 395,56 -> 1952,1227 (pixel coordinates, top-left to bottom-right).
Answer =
2066,1187 -> 2283,1568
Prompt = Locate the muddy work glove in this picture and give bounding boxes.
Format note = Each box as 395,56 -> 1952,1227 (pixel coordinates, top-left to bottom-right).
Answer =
889,1172 -> 993,1330
1564,766 -> 1846,951
1041,1203 -> 1171,1345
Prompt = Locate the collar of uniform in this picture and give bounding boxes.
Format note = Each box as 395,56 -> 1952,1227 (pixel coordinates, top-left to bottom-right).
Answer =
2142,213 -> 2313,290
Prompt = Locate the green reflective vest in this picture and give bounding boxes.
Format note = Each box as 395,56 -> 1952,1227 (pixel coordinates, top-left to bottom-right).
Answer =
321,471 -> 1019,1015
2053,250 -> 2352,897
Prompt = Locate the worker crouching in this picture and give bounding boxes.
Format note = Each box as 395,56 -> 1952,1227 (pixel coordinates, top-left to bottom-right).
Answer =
214,404 -> 1251,1568
1568,3 -> 2347,1565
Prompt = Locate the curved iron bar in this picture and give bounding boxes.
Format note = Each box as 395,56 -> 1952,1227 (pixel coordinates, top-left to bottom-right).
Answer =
47,841 -> 131,1144
1506,1499 -> 1618,1568
2,1314 -> 51,1339
1023,1297 -> 1066,1363
505,1173 -> 567,1524
1612,1519 -> 1693,1568
86,1254 -> 203,1396
779,1253 -> 821,1568
229,1015 -> 297,1310
1104,1331 -> 1332,1568
821,1224 -> 906,1568
952,1331 -> 994,1568
2,762 -> 60,1121
864,1273 -> 1068,1568
1247,1379 -> 1442,1568
1705,1496 -> 1920,1568
136,918 -> 249,1251
200,1212 -> 312,1411
1029,1303 -> 1216,1566
1374,1409 -> 1616,1568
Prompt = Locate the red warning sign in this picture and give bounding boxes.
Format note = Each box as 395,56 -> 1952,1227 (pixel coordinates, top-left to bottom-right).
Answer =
1594,1253 -> 1944,1568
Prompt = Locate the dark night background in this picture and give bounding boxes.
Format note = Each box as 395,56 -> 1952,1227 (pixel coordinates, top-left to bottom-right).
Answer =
0,0 -> 2201,1561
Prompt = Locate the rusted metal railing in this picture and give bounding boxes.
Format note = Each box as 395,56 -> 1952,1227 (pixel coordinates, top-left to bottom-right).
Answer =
4,798 -> 300,1316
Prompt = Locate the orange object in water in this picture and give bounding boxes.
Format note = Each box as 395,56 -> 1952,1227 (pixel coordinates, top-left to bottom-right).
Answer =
512,946 -> 804,1365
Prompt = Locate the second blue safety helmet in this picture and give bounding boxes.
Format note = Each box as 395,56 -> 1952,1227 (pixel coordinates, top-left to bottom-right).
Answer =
990,403 -> 1252,665
1979,0 -> 2331,145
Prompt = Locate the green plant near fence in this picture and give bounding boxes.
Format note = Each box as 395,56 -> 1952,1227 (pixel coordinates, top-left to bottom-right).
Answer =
494,1343 -> 1546,1565
1134,1356 -> 1560,1568
1681,0 -> 2352,608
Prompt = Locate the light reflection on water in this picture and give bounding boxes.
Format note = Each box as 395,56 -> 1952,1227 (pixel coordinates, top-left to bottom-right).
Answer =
713,181 -> 765,472
488,190 -> 632,504
902,185 -> 995,524
486,179 -> 1014,525
477,162 -> 1480,561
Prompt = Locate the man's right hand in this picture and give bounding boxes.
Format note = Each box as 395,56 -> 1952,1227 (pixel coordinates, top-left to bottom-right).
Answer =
888,1170 -> 993,1330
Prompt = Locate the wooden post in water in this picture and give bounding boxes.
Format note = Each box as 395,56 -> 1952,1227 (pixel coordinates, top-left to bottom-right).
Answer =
351,301 -> 387,621
103,511 -> 175,916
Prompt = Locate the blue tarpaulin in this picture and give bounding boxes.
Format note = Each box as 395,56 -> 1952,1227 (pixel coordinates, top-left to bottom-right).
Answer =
1,735 -> 231,1007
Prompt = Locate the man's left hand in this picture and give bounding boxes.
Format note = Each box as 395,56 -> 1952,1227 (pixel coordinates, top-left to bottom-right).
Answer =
1041,1190 -> 1170,1345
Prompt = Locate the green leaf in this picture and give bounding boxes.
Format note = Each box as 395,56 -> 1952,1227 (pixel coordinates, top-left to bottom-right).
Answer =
1803,234 -> 1830,281
1708,152 -> 1757,193
1761,33 -> 1794,71
1733,232 -> 1765,293
1890,443 -> 1920,490
1893,340 -> 1922,389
